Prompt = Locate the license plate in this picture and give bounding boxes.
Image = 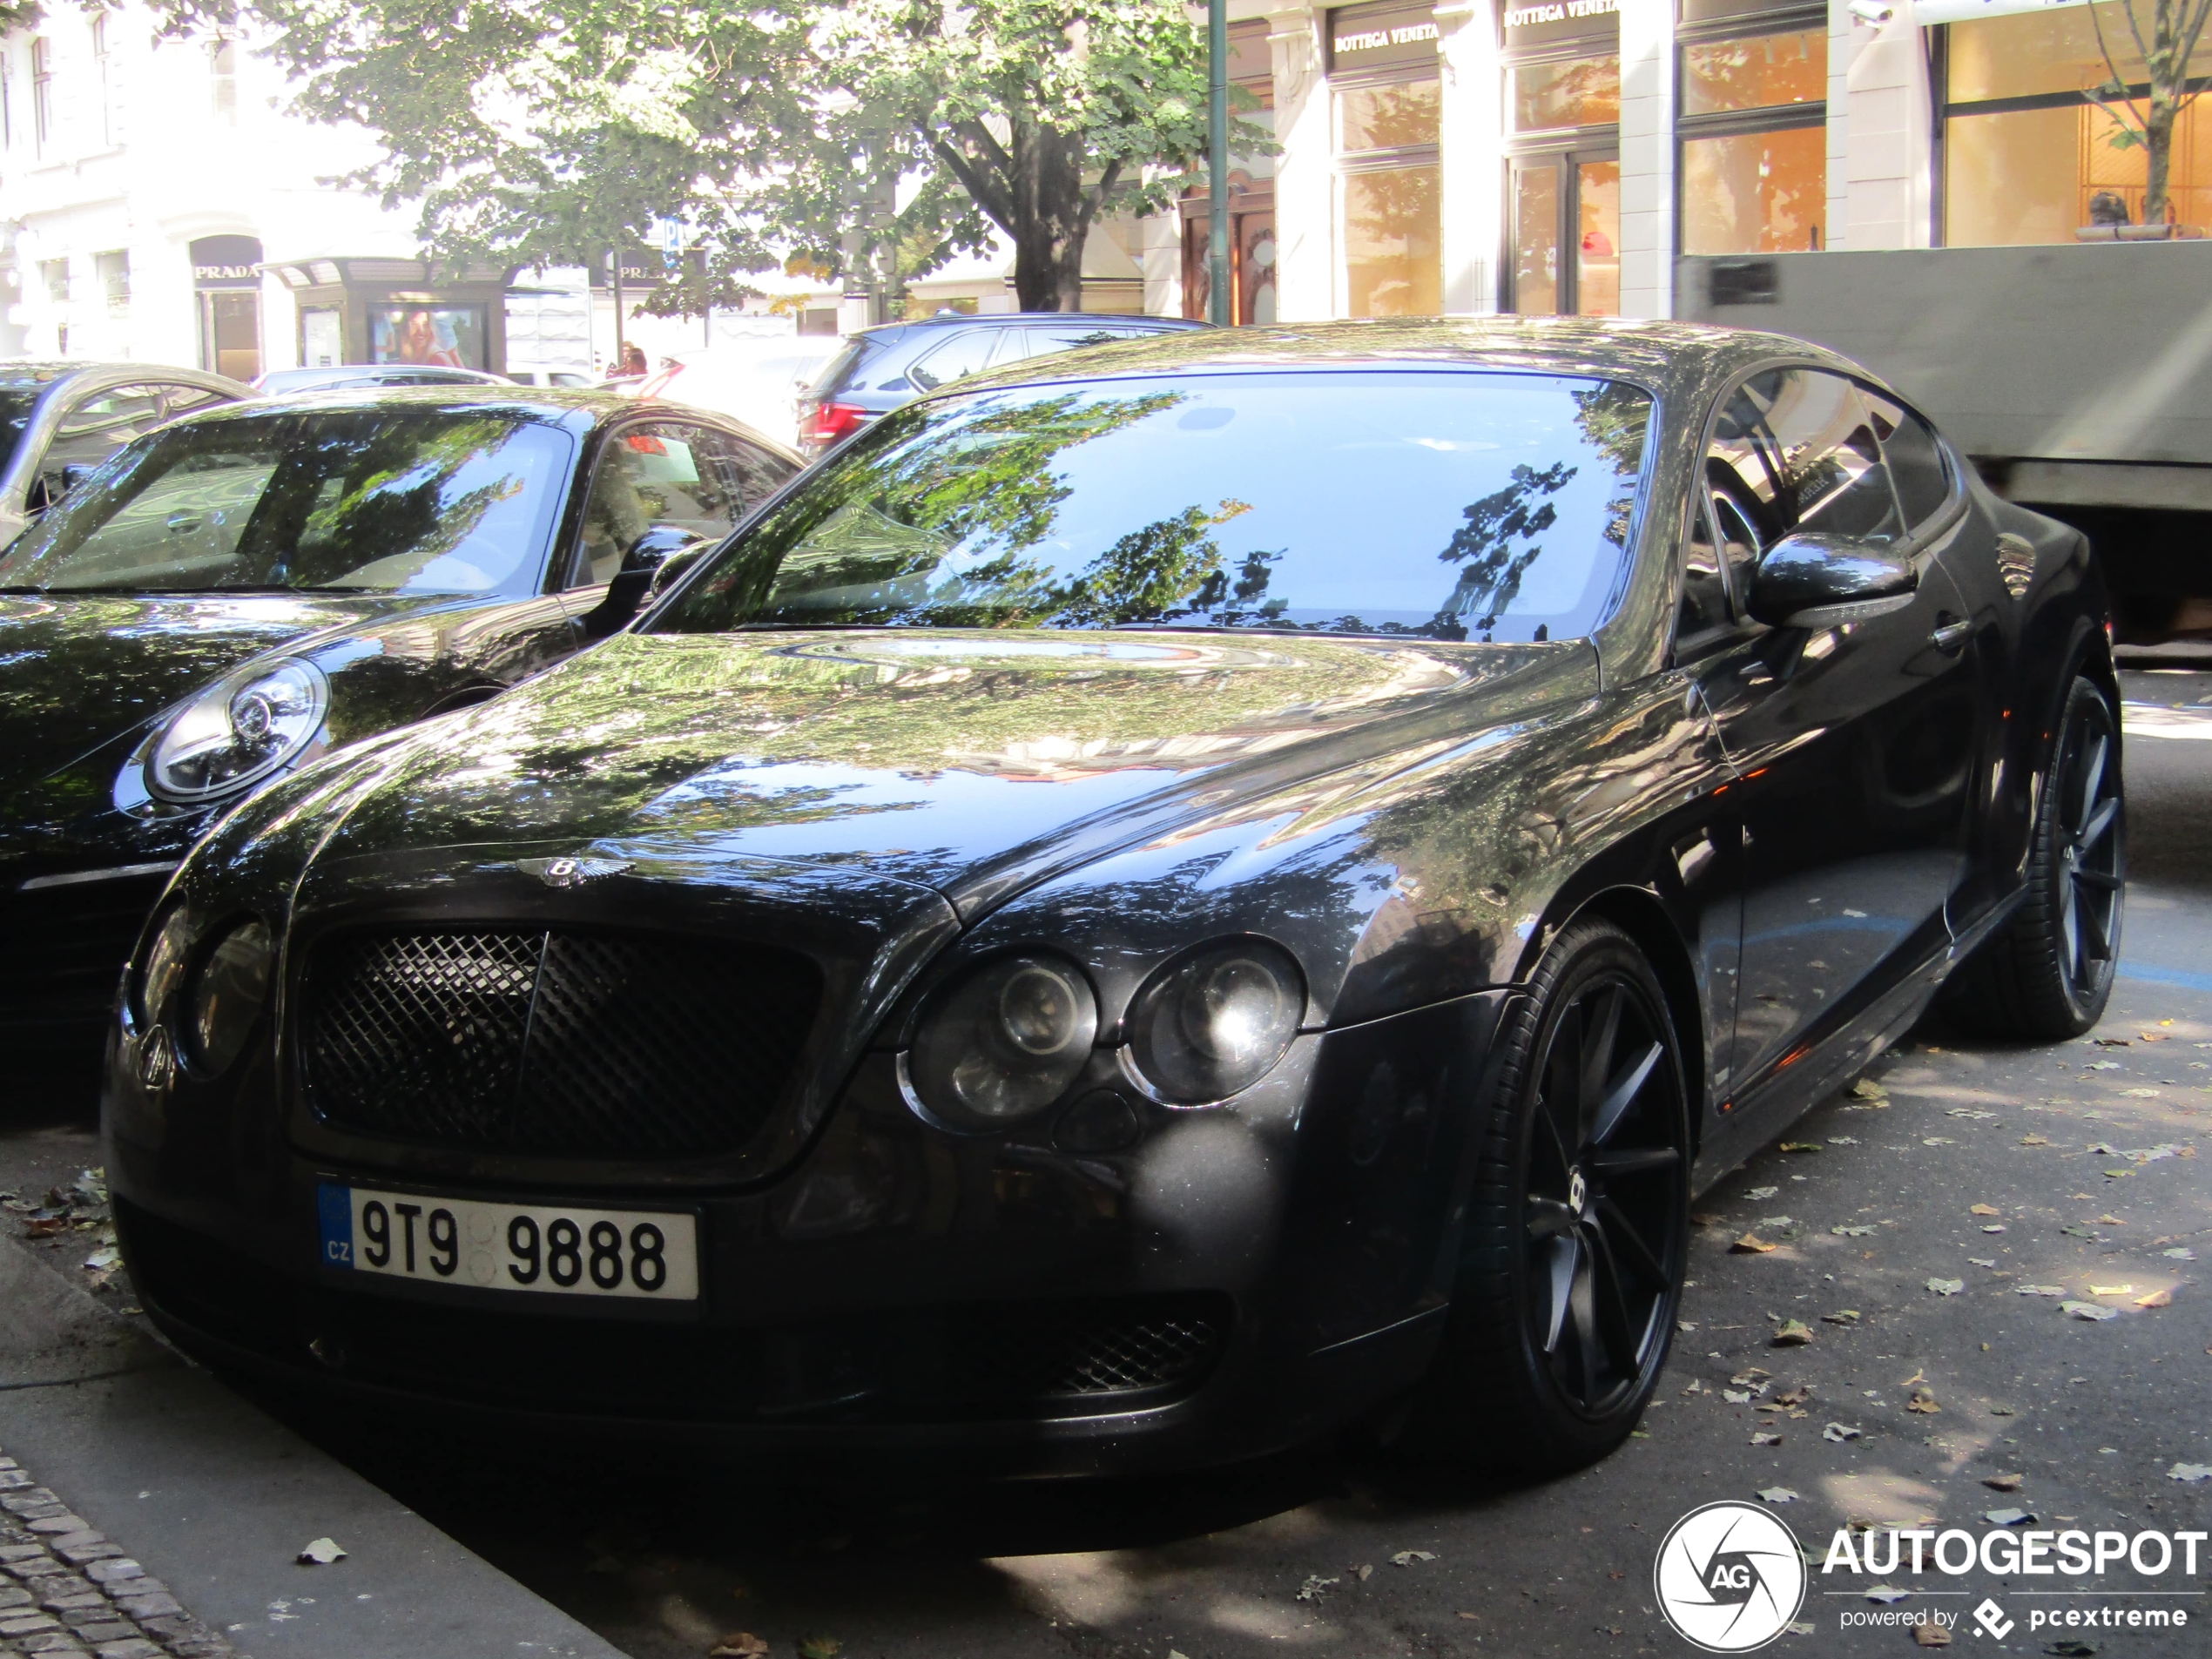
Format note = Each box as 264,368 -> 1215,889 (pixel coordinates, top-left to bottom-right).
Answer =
316,1184 -> 698,1301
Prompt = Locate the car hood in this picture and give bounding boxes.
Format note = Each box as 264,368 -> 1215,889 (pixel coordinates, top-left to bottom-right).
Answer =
307,628 -> 1599,917
0,591 -> 454,790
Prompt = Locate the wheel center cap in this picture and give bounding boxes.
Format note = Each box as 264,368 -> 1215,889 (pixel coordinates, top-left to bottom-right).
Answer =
1568,1168 -> 1588,1213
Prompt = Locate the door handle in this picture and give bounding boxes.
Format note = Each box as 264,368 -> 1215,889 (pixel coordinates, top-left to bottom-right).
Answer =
1930,617 -> 1973,653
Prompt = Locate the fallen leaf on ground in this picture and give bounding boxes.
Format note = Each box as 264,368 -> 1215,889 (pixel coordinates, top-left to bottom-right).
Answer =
2020,1133 -> 2052,1146
1948,1109 -> 1999,1121
1850,1079 -> 1889,1104
1831,1224 -> 1876,1237
1983,1473 -> 2024,1492
1829,1135 -> 1859,1144
2168,1463 -> 2212,1483
296,1537 -> 347,1565
2087,1284 -> 2134,1297
1779,1142 -> 1822,1154
1906,1388 -> 1941,1414
2162,1247 -> 2196,1260
1821,1309 -> 1862,1325
1724,1388 -> 1754,1404
1295,1575 -> 1339,1603
1982,1224 -> 2006,1233
1751,1432 -> 1783,1446
1824,1422 -> 1864,1442
81,1249 -> 119,1272
2060,1301 -> 2118,1321
2136,1287 -> 2175,1309
1926,1278 -> 1966,1296
1969,1258 -> 1999,1269
1746,1186 -> 1780,1201
1985,1508 -> 2035,1527
707,1637 -> 769,1659
1923,1137 -> 1955,1146
796,1638 -> 840,1659
1391,1550 -> 1437,1566
2042,1641 -> 2098,1657
2060,1224 -> 2101,1239
1970,1204 -> 2001,1217
1915,1622 -> 1952,1647
1732,1234 -> 1777,1254
1771,1320 -> 1813,1346
1864,1584 -> 1910,1602
2017,1285 -> 2067,1296
1758,1486 -> 1798,1502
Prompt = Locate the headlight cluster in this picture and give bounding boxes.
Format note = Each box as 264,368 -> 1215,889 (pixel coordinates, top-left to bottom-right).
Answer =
132,907 -> 276,1077
146,658 -> 327,805
906,938 -> 1303,1130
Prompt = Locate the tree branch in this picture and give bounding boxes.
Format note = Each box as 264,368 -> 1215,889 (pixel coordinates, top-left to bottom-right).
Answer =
929,133 -> 1015,233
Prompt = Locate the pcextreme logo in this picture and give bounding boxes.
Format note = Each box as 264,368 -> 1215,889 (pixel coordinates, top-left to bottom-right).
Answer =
1654,1502 -> 1809,1652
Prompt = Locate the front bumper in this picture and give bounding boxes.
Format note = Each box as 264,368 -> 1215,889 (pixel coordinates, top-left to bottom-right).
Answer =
105,990 -> 1510,1474
1,863 -> 179,1040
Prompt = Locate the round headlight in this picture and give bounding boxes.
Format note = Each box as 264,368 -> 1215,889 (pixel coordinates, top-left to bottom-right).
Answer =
147,658 -> 328,805
909,954 -> 1099,1128
134,905 -> 192,1026
186,919 -> 274,1075
1123,939 -> 1304,1104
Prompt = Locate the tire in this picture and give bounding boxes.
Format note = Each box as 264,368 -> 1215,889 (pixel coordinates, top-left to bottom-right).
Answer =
1946,674 -> 2124,1040
1399,917 -> 1691,1474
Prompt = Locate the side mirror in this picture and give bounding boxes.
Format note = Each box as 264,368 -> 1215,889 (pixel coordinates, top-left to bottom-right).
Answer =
1746,532 -> 1918,630
645,542 -> 711,600
581,526 -> 709,639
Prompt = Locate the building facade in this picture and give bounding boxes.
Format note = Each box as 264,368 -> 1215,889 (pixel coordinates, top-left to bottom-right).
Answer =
1151,0 -> 2201,323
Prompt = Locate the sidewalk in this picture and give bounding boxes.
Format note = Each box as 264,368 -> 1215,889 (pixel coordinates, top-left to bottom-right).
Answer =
0,1218 -> 627,1659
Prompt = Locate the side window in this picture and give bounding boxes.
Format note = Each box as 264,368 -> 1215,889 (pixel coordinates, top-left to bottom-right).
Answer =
1862,391 -> 1952,530
44,384 -> 163,478
158,383 -> 230,419
719,432 -> 798,512
569,424 -> 745,587
906,329 -> 1006,391
1707,368 -> 1903,549
1677,493 -> 1734,650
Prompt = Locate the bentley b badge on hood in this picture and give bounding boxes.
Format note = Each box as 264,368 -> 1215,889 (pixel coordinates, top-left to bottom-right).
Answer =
516,856 -> 636,888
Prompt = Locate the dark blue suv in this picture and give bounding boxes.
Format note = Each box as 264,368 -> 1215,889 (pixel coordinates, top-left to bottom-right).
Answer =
796,312 -> 1206,453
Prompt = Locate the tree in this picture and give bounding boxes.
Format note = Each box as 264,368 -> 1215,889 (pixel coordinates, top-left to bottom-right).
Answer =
163,0 -> 1268,312
2087,0 -> 2212,226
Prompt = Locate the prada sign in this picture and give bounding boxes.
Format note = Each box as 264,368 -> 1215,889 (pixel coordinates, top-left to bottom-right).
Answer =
190,234 -> 263,291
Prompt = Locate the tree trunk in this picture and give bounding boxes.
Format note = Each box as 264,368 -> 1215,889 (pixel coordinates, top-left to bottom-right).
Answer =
1007,122 -> 1095,311
2146,98 -> 2176,225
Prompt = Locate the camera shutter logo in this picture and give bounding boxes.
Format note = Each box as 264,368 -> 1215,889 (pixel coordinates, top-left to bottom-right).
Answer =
1653,1501 -> 1807,1652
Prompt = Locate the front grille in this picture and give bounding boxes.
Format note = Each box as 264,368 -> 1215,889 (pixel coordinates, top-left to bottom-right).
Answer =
118,1200 -> 1230,1423
0,872 -> 173,1035
302,927 -> 823,1157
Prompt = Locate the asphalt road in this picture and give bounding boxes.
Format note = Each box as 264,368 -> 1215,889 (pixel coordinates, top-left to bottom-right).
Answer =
7,664 -> 2210,1659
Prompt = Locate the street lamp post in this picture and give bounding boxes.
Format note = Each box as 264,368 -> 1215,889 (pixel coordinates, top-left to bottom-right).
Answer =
1207,0 -> 1231,327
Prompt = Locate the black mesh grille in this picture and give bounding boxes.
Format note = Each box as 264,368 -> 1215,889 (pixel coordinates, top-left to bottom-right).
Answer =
302,927 -> 823,1157
1047,1312 -> 1219,1394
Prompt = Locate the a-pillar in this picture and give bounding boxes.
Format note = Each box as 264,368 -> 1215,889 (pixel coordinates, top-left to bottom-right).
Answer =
1437,0 -> 1505,314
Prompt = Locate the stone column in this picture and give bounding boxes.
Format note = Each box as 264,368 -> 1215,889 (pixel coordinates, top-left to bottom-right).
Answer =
1437,0 -> 1505,314
1267,3 -> 1333,320
1619,0 -> 1676,317
1841,4 -> 1936,248
1825,0 -> 1852,249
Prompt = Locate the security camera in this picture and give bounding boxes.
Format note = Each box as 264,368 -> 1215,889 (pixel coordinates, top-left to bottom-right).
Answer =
1848,0 -> 1895,23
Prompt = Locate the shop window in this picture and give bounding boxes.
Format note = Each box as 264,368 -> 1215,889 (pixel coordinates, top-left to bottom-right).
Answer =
1512,55 -> 1621,132
96,251 -> 128,316
1504,4 -> 1621,316
1944,2 -> 2212,240
1331,3 -> 1440,319
1676,6 -> 1826,255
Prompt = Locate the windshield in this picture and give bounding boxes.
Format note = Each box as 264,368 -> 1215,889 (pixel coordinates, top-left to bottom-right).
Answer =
0,408 -> 574,596
651,369 -> 1652,643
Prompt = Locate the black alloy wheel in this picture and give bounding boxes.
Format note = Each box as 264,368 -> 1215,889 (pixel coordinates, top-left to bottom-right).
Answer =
1400,917 -> 1690,1473
1948,674 -> 2124,1039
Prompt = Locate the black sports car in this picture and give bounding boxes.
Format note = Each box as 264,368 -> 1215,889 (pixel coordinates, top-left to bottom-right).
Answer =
105,320 -> 2120,1476
0,388 -> 799,1052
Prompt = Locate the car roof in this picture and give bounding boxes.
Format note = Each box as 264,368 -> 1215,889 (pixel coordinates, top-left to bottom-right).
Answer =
166,384 -> 805,457
942,316 -> 1874,407
859,313 -> 1209,339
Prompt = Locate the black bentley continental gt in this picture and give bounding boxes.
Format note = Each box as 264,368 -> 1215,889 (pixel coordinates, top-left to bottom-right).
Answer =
0,388 -> 798,1054
105,320 -> 2121,1475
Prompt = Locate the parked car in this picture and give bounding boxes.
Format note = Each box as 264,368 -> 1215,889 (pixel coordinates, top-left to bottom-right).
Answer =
0,364 -> 252,550
796,310 -> 1205,453
636,339 -> 843,448
0,387 -> 799,1056
253,365 -> 514,395
107,320 -> 2114,1480
507,370 -> 597,389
